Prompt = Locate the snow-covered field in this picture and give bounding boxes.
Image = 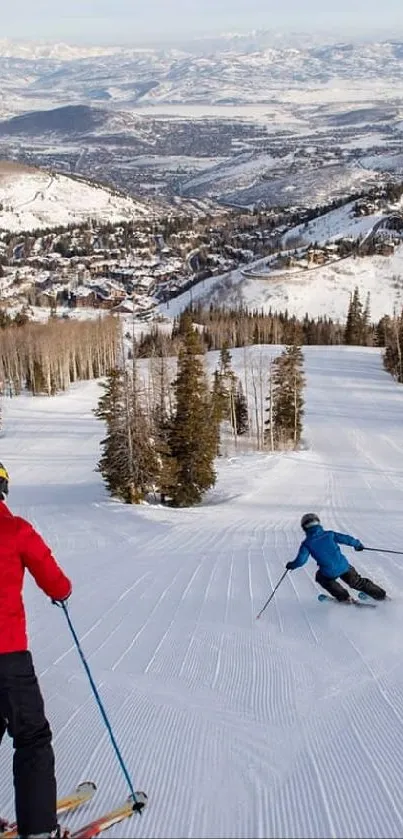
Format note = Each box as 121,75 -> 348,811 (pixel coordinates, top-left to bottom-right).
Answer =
1,346 -> 403,837
0,167 -> 151,231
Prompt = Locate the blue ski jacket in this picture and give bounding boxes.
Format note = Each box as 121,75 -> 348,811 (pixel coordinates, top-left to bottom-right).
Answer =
287,524 -> 363,579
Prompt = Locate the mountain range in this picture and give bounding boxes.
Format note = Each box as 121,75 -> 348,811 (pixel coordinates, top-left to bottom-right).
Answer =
0,33 -> 402,216
1,35 -> 403,116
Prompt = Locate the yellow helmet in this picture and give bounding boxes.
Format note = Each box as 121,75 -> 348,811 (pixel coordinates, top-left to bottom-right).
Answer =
0,463 -> 9,497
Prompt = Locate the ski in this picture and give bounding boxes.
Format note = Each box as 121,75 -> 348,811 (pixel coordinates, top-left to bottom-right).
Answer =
358,592 -> 391,602
318,593 -> 377,608
0,782 -> 97,838
66,792 -> 148,838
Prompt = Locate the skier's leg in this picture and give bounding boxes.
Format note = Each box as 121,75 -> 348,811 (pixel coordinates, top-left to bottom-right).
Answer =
341,565 -> 386,600
315,569 -> 350,601
0,706 -> 8,830
1,651 -> 57,837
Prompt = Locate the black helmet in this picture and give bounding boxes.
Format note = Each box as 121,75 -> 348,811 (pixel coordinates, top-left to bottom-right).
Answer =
0,463 -> 9,499
301,512 -> 320,530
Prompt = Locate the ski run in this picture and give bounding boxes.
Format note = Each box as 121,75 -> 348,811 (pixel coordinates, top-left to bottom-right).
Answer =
2,344 -> 403,838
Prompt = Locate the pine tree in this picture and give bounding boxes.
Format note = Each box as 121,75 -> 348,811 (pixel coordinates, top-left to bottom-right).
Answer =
383,311 -> 403,382
166,323 -> 217,506
218,343 -> 233,378
95,365 -> 160,503
234,379 -> 249,435
211,368 -> 228,426
289,345 -> 305,446
345,287 -> 364,345
362,292 -> 371,345
267,345 -> 305,449
376,315 -> 392,347
94,368 -> 131,500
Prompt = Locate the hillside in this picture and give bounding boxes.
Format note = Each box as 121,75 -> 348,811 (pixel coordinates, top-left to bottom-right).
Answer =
0,163 -> 152,231
159,244 -> 403,322
159,199 -> 403,322
0,105 -> 106,137
0,345 -> 403,838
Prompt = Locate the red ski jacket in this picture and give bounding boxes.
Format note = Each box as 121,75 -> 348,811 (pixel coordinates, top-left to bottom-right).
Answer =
0,500 -> 72,653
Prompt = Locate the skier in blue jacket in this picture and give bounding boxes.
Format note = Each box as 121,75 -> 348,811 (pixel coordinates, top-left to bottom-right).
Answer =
286,513 -> 387,602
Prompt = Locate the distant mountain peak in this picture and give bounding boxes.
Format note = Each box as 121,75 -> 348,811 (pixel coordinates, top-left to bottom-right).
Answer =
0,39 -> 119,60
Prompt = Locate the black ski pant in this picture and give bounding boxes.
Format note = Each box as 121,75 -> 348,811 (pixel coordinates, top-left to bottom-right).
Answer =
0,650 -> 57,837
316,564 -> 386,602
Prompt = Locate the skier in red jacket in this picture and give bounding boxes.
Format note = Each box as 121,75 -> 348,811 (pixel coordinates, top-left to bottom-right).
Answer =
0,463 -> 72,839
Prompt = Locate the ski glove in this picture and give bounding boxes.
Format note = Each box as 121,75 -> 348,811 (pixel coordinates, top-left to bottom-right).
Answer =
354,543 -> 364,551
286,561 -> 295,570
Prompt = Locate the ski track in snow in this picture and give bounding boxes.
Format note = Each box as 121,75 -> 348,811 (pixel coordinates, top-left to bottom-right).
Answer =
1,347 -> 403,837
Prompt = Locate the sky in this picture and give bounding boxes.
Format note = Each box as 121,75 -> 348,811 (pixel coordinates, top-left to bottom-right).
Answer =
1,0 -> 402,44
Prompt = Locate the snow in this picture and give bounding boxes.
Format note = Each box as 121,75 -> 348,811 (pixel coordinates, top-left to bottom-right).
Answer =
157,243 -> 403,322
0,168 -> 150,232
283,201 -> 384,247
182,152 -> 291,192
340,132 -> 391,150
0,39 -> 119,60
1,345 -> 403,837
360,153 -> 403,173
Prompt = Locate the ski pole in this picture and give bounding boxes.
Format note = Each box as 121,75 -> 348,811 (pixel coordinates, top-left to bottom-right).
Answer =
363,547 -> 403,556
58,600 -> 141,808
256,570 -> 288,620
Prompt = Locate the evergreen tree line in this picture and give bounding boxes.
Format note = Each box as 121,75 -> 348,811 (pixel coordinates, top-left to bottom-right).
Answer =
135,288 -> 383,358
95,318 -> 305,507
0,316 -> 119,396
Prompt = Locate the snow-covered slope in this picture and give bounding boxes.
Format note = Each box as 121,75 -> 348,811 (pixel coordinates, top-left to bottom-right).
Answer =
283,200 -> 384,246
157,199 -> 403,322
0,163 -> 151,231
0,346 -> 403,838
158,241 -> 403,322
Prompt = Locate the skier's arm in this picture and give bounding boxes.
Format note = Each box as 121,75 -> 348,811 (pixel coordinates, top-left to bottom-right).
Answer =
333,531 -> 363,550
16,518 -> 72,601
286,543 -> 310,570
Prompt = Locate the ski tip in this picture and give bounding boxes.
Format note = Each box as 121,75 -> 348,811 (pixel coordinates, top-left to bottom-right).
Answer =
77,781 -> 97,793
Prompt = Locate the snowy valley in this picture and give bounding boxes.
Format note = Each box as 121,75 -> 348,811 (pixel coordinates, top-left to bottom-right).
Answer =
0,34 -> 402,207
0,32 -> 402,328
